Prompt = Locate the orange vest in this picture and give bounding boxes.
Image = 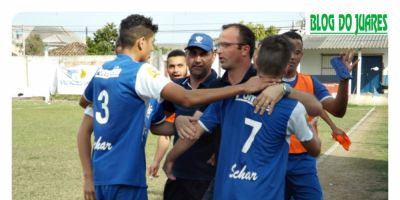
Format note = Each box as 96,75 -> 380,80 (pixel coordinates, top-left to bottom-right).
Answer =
288,73 -> 318,154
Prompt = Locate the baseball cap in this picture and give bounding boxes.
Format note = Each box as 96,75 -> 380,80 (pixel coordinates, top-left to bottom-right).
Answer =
185,33 -> 214,52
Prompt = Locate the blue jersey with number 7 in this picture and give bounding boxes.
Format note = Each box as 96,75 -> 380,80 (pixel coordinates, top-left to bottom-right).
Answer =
199,94 -> 313,200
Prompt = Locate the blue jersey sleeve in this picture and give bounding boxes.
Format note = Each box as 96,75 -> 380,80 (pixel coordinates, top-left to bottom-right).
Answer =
83,77 -> 94,103
151,102 -> 166,125
198,101 -> 222,134
312,76 -> 332,102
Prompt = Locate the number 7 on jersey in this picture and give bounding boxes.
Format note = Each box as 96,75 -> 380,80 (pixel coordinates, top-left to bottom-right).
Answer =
242,118 -> 262,153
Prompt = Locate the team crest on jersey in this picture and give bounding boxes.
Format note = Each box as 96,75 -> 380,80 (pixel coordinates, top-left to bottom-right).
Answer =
146,67 -> 160,78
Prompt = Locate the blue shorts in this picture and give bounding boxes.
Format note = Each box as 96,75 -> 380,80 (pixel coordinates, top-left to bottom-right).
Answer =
95,185 -> 148,200
285,153 -> 323,200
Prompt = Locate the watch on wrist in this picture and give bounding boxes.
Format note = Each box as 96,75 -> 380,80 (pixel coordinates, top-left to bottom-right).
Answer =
282,83 -> 292,97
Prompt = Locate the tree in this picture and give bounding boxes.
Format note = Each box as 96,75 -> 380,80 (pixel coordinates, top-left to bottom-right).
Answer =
25,34 -> 44,55
265,26 -> 280,38
86,23 -> 118,55
154,45 -> 171,54
241,21 -> 280,41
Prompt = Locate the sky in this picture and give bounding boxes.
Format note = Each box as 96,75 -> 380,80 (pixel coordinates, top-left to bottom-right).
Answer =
1,0 -> 399,199
12,12 -> 305,44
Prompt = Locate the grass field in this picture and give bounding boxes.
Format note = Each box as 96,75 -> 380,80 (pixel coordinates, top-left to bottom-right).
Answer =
12,99 -> 382,200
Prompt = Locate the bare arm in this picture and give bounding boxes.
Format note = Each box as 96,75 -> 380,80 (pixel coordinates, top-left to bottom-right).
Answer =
322,82 -> 348,117
161,76 -> 272,107
319,110 -> 338,131
288,89 -> 323,117
324,49 -> 359,117
253,83 -> 322,116
148,136 -> 171,177
163,119 -> 205,180
300,118 -> 321,157
77,113 -> 95,200
150,121 -> 175,136
79,95 -> 91,109
320,110 -> 352,150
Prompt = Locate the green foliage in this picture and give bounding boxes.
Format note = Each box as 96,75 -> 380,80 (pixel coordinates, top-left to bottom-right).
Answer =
241,21 -> 280,41
265,26 -> 280,38
25,34 -> 44,55
154,45 -> 171,54
86,23 -> 118,55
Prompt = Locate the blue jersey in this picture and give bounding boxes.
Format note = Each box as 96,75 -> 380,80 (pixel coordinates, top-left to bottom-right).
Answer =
199,95 -> 313,200
83,54 -> 170,187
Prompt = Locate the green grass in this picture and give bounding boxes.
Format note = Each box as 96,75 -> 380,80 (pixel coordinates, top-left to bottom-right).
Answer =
317,105 -> 375,153
12,100 -> 384,200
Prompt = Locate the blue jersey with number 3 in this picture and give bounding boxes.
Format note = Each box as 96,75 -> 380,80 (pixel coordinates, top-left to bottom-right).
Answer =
199,94 -> 313,200
83,54 -> 170,187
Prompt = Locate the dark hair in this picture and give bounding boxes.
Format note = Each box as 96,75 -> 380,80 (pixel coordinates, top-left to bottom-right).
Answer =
167,49 -> 185,59
256,35 -> 293,77
222,23 -> 256,58
119,14 -> 158,48
282,30 -> 303,44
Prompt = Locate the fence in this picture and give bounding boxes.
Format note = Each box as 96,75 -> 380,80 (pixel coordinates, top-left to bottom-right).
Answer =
10,51 -> 164,99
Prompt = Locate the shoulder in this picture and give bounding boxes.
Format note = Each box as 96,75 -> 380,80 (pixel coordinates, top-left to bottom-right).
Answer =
209,78 -> 227,88
173,77 -> 189,85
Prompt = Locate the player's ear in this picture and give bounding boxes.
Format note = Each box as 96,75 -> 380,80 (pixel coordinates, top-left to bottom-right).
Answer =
137,37 -> 145,51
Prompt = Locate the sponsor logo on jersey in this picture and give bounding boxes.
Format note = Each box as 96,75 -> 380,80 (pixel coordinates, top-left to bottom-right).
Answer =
94,66 -> 122,79
235,94 -> 256,105
228,163 -> 258,181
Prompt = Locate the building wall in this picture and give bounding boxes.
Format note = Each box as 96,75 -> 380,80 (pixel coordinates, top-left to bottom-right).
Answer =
301,48 -> 388,76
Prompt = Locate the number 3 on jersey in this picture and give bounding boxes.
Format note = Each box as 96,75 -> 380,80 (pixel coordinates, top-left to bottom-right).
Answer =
96,90 -> 109,124
242,118 -> 262,153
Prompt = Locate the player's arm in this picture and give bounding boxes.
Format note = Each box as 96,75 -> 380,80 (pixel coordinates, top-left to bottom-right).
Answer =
324,49 -> 359,117
161,76 -> 273,107
150,121 -> 175,135
253,83 -> 323,116
320,110 -> 351,150
163,115 -> 206,180
288,87 -> 323,117
288,103 -> 321,157
79,95 -> 91,109
77,107 -> 95,200
79,78 -> 94,109
148,135 -> 171,178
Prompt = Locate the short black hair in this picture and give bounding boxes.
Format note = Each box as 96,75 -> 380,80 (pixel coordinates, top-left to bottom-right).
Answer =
167,49 -> 185,59
119,14 -> 158,48
256,35 -> 293,77
282,30 -> 303,43
222,23 -> 256,58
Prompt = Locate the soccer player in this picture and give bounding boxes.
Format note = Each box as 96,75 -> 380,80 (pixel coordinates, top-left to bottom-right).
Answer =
170,24 -> 323,200
256,31 -> 357,200
77,100 -> 170,200
78,14 -> 270,199
163,35 -> 322,200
